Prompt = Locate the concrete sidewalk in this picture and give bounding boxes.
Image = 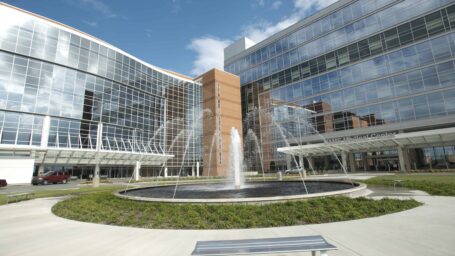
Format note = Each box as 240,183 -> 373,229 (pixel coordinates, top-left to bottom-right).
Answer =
0,195 -> 454,256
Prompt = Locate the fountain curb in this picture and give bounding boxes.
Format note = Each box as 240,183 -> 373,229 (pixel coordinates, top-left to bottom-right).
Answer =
115,180 -> 367,205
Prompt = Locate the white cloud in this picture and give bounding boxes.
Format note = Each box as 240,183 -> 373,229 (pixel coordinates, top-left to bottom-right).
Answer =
294,0 -> 338,15
271,1 -> 282,10
187,37 -> 232,76
145,29 -> 153,39
187,0 -> 339,76
83,20 -> 98,27
243,0 -> 338,42
242,17 -> 299,43
72,0 -> 117,18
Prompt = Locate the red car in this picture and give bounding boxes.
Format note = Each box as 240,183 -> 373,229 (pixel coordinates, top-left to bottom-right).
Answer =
32,171 -> 70,185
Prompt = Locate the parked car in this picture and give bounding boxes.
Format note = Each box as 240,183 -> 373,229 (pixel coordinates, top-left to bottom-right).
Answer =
32,171 -> 70,185
284,168 -> 303,175
0,179 -> 7,187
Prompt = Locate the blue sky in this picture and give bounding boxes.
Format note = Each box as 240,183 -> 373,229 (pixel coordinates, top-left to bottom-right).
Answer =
4,0 -> 337,77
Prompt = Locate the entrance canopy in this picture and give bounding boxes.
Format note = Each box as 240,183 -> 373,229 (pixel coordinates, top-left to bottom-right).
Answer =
0,144 -> 174,166
278,127 -> 455,156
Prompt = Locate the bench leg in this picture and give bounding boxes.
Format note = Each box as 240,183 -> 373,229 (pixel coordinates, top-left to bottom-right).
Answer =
320,250 -> 328,256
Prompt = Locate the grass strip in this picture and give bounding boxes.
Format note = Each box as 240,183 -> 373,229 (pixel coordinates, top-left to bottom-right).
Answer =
364,174 -> 455,196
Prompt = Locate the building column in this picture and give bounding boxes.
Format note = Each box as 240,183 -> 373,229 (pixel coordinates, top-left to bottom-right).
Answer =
397,147 -> 409,172
349,152 -> 356,172
93,122 -> 103,187
196,161 -> 200,177
133,161 -> 141,181
38,164 -> 45,175
93,163 -> 100,187
191,165 -> 195,177
341,151 -> 348,173
164,167 -> 168,178
285,155 -> 292,171
308,157 -> 315,174
323,156 -> 329,172
362,152 -> 369,172
299,155 -> 306,178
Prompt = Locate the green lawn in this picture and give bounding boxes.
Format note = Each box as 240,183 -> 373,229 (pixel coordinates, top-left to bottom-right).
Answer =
364,173 -> 455,196
0,185 -> 123,206
52,192 -> 421,229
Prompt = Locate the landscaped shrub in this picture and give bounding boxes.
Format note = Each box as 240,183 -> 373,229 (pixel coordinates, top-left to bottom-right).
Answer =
53,192 -> 421,229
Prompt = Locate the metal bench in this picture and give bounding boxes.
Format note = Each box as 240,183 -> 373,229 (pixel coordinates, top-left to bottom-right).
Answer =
191,235 -> 337,256
6,192 -> 34,203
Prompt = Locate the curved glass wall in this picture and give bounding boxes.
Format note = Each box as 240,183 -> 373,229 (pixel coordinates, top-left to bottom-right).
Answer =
227,0 -> 454,85
0,5 -> 202,174
233,1 -> 455,172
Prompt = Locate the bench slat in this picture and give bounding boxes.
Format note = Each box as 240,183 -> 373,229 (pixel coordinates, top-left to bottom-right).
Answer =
197,235 -> 323,246
192,235 -> 337,256
197,240 -> 327,249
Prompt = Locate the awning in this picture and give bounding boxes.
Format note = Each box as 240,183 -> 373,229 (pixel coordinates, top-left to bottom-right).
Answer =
277,127 -> 455,156
0,144 -> 173,166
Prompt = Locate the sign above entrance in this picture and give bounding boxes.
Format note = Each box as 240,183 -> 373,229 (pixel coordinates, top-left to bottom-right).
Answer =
327,132 -> 397,143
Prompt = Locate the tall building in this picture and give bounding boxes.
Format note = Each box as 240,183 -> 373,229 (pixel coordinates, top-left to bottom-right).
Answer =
196,69 -> 242,177
225,0 -> 455,173
0,3 -> 204,183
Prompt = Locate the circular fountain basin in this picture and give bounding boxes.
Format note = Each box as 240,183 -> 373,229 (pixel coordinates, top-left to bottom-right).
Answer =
116,180 -> 367,204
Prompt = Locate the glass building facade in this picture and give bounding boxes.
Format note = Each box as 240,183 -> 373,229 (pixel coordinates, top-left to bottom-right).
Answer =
226,0 -> 455,172
0,4 -> 202,178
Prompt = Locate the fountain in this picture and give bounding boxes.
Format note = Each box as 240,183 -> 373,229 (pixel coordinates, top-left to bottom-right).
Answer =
118,111 -> 366,204
229,127 -> 244,189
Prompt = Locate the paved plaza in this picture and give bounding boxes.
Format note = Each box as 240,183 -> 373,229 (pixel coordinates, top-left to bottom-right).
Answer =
0,189 -> 454,256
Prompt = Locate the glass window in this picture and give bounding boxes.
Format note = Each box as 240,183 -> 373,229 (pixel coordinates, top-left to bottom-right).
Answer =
431,35 -> 451,62
316,56 -> 326,73
317,74 -> 327,92
413,95 -> 429,119
425,11 -> 445,36
402,45 -> 418,69
421,66 -> 439,89
311,78 -> 320,94
393,75 -> 409,96
292,83 -> 302,98
388,50 -> 404,72
328,72 -> 341,89
411,17 -> 428,41
444,89 -> 455,114
384,28 -> 399,50
381,102 -> 397,122
368,34 -> 383,55
407,70 -> 424,91
337,47 -> 349,66
447,5 -> 455,28
300,62 -> 310,78
398,98 -> 415,121
348,43 -> 359,63
437,61 -> 455,87
355,86 -> 366,105
358,39 -> 370,58
427,92 -> 446,116
290,66 -> 300,82
377,80 -> 393,99
397,23 -> 413,45
325,52 -> 336,70
416,41 -> 434,66
344,87 -> 356,106
309,59 -> 318,75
